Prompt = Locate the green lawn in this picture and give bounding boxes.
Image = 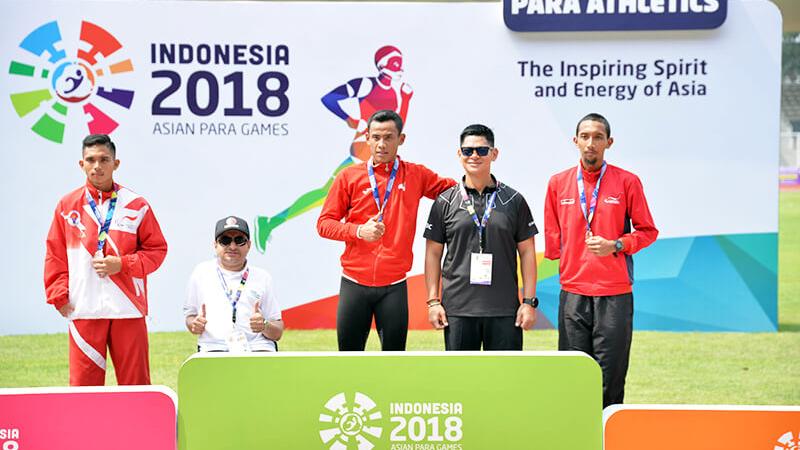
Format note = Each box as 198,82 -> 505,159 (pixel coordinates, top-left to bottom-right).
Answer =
2,191 -> 798,405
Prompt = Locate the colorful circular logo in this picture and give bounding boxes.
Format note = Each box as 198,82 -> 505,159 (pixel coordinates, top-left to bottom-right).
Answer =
8,20 -> 135,144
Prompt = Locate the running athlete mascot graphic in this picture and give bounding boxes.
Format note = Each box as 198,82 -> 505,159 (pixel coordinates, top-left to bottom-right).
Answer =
254,45 -> 413,252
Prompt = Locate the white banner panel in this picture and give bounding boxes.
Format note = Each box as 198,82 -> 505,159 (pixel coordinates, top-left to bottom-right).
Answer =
0,0 -> 780,334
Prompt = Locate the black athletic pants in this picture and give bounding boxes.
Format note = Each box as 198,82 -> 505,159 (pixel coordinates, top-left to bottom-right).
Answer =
337,277 -> 408,351
444,316 -> 522,351
558,290 -> 633,409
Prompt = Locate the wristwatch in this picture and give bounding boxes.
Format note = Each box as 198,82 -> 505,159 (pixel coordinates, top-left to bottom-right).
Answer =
522,297 -> 539,309
614,239 -> 624,254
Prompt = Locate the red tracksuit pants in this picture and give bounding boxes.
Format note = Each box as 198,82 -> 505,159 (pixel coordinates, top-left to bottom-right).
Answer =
68,318 -> 150,386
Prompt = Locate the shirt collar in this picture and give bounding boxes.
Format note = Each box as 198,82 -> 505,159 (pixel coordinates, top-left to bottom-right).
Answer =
85,181 -> 118,201
461,174 -> 498,194
370,155 -> 401,172
579,161 -> 603,183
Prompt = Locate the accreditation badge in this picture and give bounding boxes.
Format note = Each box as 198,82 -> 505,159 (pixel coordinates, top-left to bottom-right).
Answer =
470,253 -> 493,285
225,327 -> 251,353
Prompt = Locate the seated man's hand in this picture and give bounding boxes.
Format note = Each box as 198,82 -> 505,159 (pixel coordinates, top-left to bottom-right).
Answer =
250,302 -> 265,333
188,304 -> 207,335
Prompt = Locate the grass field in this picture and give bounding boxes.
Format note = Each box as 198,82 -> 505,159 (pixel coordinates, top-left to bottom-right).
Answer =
1,191 -> 798,405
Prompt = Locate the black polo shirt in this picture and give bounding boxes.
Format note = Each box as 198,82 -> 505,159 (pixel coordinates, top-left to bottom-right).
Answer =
423,177 -> 538,317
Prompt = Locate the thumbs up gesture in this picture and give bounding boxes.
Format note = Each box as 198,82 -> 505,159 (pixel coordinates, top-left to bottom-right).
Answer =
189,304 -> 207,335
250,301 -> 265,333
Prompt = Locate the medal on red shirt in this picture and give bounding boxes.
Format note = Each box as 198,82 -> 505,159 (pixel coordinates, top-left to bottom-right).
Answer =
85,185 -> 118,257
576,162 -> 607,234
367,157 -> 399,222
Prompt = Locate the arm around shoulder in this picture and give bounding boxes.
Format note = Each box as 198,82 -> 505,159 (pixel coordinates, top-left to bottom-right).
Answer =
421,164 -> 457,200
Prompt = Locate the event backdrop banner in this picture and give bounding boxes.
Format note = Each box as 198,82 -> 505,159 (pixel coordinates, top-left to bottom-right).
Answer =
178,352 -> 602,449
0,0 -> 780,334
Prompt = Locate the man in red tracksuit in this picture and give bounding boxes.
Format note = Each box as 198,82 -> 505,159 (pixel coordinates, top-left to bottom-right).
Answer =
544,113 -> 658,408
317,109 -> 455,351
44,134 -> 167,386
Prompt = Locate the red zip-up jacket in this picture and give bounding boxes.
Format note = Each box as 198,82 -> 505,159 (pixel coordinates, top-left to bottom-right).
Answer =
44,182 -> 168,317
544,162 -> 658,296
317,157 -> 455,287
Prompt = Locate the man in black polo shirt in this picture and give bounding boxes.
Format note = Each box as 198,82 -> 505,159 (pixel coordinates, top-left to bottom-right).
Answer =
423,124 -> 538,350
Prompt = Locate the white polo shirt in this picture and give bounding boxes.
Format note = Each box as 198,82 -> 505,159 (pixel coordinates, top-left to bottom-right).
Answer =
183,259 -> 282,352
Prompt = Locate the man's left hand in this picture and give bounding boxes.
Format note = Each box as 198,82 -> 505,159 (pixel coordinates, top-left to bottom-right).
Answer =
250,302 -> 265,333
515,303 -> 537,330
93,255 -> 122,277
585,235 -> 616,256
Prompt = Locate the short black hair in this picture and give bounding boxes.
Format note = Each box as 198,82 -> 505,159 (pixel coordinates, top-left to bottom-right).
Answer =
82,134 -> 116,158
460,124 -> 494,147
576,113 -> 611,138
367,110 -> 404,134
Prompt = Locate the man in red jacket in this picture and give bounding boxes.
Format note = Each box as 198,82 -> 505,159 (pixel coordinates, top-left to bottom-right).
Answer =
317,109 -> 455,351
44,134 -> 167,386
544,113 -> 658,408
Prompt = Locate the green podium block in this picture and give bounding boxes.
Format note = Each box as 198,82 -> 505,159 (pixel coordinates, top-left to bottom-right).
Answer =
178,351 -> 601,450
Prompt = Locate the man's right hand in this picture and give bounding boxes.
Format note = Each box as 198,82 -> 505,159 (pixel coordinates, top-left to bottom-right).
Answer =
428,304 -> 448,329
189,304 -> 208,335
358,216 -> 386,242
58,303 -> 74,318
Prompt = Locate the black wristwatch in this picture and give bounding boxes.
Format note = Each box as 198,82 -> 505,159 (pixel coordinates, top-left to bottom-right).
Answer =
614,239 -> 624,254
523,297 -> 539,309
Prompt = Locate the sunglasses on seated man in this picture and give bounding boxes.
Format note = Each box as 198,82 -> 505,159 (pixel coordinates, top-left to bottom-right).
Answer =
217,235 -> 248,247
460,146 -> 492,157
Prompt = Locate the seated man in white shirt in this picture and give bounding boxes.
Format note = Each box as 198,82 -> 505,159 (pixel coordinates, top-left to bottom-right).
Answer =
184,216 -> 284,352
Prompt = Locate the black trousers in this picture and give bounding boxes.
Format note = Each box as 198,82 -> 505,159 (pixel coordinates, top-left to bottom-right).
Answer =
444,316 -> 522,351
337,277 -> 408,351
558,290 -> 633,409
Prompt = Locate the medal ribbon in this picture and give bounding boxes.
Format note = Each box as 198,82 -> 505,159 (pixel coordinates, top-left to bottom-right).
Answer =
85,185 -> 118,254
458,182 -> 499,253
366,157 -> 399,222
576,161 -> 607,233
216,267 -> 250,323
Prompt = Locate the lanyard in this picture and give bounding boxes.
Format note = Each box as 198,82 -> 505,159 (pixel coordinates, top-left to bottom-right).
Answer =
366,157 -> 399,222
216,266 -> 250,324
85,186 -> 118,255
458,182 -> 499,253
576,161 -> 607,233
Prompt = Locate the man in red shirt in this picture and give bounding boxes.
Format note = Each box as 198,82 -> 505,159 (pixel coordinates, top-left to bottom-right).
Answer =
44,134 -> 167,385
544,113 -> 658,408
317,110 -> 455,351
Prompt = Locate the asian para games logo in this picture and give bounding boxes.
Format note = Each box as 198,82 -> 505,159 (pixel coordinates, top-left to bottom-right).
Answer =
319,392 -> 383,450
8,20 -> 135,144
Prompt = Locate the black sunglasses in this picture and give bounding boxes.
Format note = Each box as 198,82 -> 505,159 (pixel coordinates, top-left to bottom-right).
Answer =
460,146 -> 492,157
217,235 -> 248,246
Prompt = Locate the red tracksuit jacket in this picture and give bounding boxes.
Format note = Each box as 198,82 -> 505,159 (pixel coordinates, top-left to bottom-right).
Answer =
44,182 -> 168,318
317,157 -> 454,287
544,162 -> 658,296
